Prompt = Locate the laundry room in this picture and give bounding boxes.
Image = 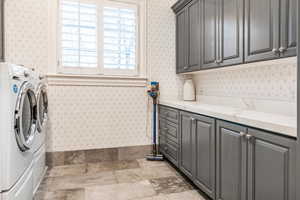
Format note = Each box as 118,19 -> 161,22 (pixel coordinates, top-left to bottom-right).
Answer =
0,0 -> 300,199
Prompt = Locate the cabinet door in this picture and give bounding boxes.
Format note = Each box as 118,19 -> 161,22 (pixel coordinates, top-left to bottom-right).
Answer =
216,121 -> 247,200
247,129 -> 296,200
201,0 -> 218,69
186,0 -> 201,72
280,0 -> 297,57
244,0 -> 280,62
0,0 -> 3,61
176,9 -> 188,73
218,0 -> 243,67
179,112 -> 194,179
193,115 -> 215,199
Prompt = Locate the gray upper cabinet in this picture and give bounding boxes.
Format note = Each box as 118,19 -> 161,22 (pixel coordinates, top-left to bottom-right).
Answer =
244,0 -> 281,62
173,0 -> 296,73
201,0 -> 218,69
173,0 -> 201,73
176,9 -> 188,73
202,0 -> 244,69
0,0 -> 4,62
216,121 -> 247,200
217,0 -> 244,67
187,0 -> 201,72
246,129 -> 296,200
280,0 -> 297,57
193,114 -> 215,199
245,0 -> 297,62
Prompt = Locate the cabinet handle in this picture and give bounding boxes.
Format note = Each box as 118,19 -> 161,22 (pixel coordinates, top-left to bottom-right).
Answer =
279,47 -> 287,53
272,48 -> 279,54
191,118 -> 196,122
240,132 -> 246,137
246,134 -> 254,143
184,66 -> 189,70
217,59 -> 223,64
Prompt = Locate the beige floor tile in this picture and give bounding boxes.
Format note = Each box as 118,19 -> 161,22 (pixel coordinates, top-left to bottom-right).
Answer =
115,165 -> 177,184
115,168 -> 144,183
43,171 -> 117,191
149,176 -> 194,195
140,166 -> 178,179
34,188 -> 85,200
137,159 -> 168,168
85,180 -> 157,200
46,164 -> 87,178
166,190 -> 206,200
137,194 -> 169,200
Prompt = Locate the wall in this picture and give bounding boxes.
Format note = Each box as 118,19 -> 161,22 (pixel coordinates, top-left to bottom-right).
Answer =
4,0 -> 180,152
5,0 -> 295,152
147,0 -> 184,101
4,0 -> 150,152
193,57 -> 297,117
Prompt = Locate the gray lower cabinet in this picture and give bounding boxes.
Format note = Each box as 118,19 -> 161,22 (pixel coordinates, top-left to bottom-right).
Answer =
179,111 -> 194,179
246,128 -> 296,200
216,120 -> 296,200
159,106 -> 180,167
160,106 -> 296,200
179,111 -> 216,199
193,114 -> 216,199
216,121 -> 247,200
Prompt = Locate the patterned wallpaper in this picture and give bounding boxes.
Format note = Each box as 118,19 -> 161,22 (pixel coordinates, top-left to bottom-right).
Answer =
4,0 -> 180,152
47,86 -> 149,151
147,0 -> 184,101
194,58 -> 297,103
4,0 -> 48,75
4,0 -> 297,151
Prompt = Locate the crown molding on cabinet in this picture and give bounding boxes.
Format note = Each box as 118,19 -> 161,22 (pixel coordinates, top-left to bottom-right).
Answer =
171,0 -> 194,13
46,74 -> 148,87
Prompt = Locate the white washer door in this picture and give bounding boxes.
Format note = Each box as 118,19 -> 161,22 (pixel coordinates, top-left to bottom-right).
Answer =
14,82 -> 37,152
36,83 -> 48,133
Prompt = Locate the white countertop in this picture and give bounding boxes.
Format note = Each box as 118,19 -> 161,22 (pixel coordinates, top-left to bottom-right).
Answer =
159,100 -> 297,138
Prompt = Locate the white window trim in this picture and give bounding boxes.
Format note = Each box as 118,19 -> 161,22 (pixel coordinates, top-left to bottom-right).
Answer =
48,0 -> 147,79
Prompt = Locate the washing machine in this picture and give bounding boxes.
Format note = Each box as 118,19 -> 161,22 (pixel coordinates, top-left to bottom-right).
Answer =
31,73 -> 48,194
0,63 -> 36,200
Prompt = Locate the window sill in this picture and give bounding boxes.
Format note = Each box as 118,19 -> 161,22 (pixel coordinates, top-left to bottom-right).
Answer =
46,74 -> 148,87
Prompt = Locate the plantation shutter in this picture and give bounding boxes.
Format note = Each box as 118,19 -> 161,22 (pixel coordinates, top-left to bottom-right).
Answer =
103,5 -> 138,71
60,0 -> 98,68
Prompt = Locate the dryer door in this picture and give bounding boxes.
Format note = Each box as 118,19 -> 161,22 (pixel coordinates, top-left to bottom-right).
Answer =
14,82 -> 37,152
36,83 -> 48,133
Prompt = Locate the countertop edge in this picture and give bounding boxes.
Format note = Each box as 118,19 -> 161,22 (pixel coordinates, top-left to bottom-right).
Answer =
159,100 -> 297,138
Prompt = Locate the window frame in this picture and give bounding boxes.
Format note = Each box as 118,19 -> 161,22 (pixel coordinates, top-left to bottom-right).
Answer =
56,0 -> 145,77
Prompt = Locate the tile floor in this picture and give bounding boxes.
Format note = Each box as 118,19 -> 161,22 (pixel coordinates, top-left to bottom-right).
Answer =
35,159 -> 208,200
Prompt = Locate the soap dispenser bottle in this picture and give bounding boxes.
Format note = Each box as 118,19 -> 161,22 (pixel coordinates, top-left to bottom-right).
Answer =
183,78 -> 195,101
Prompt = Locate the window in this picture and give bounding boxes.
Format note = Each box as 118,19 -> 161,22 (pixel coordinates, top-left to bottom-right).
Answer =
58,0 -> 141,76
